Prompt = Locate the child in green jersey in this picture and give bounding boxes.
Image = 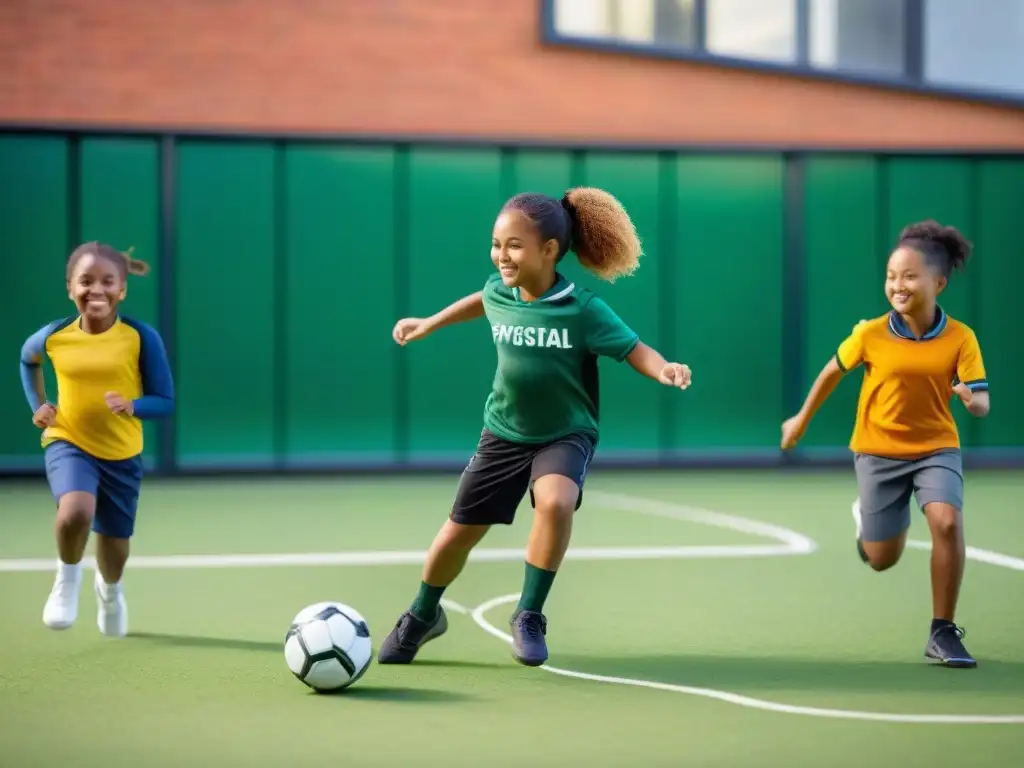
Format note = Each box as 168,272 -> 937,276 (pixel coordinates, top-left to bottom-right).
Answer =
378,187 -> 692,667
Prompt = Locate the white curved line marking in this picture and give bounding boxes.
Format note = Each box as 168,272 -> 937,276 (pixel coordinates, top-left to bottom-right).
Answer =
907,540 -> 1024,571
0,544 -> 805,574
439,598 -> 469,615
2,489 -> 1020,724
470,592 -> 1024,725
463,492 -> 1024,725
586,490 -> 817,555
0,489 -> 817,574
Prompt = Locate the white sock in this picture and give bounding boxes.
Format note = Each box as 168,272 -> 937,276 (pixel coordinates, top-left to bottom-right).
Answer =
58,560 -> 82,583
97,576 -> 121,599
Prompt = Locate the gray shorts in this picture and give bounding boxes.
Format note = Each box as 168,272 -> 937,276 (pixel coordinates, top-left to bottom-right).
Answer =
854,449 -> 964,543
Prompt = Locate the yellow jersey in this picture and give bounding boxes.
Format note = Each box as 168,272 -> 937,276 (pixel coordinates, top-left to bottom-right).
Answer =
20,315 -> 174,461
836,308 -> 987,459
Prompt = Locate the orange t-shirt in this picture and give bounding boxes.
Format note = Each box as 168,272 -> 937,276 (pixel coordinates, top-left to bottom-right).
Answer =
836,308 -> 987,459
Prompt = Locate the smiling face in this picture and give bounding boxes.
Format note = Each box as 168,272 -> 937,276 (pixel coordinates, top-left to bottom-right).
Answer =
885,245 -> 946,316
68,251 -> 126,325
490,209 -> 560,292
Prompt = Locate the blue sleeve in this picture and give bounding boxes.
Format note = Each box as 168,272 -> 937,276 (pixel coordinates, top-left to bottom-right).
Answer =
131,321 -> 175,420
19,320 -> 63,412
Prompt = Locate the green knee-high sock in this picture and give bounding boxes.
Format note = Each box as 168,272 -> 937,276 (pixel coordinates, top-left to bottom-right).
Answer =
410,581 -> 446,622
517,562 -> 557,615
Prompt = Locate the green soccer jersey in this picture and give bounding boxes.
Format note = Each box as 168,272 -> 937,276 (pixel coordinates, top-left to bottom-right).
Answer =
480,272 -> 640,445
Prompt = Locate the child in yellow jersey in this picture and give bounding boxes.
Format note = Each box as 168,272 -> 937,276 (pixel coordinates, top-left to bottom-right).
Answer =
19,242 -> 175,638
781,220 -> 989,669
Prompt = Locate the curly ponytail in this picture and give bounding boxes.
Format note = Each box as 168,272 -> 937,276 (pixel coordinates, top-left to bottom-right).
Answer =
500,187 -> 643,283
561,187 -> 642,282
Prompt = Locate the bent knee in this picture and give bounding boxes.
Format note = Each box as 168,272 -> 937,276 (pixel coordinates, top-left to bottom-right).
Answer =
862,538 -> 904,571
57,492 -> 95,527
532,474 -> 581,519
866,555 -> 900,572
534,497 -> 576,520
925,504 -> 962,539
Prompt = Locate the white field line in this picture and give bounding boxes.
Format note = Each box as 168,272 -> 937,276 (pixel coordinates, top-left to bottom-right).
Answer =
469,592 -> 1024,725
439,599 -> 470,615
2,490 -> 1021,724
0,486 -> 815,574
0,491 -> 815,574
464,491 -> 1024,726
906,540 -> 1024,571
585,490 -> 817,555
0,543 -> 805,574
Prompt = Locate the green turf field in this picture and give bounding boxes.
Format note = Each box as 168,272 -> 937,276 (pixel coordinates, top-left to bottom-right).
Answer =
2,469 -> 1023,766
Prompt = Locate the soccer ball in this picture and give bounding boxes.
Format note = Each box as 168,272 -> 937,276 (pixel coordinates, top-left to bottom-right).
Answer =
284,601 -> 373,692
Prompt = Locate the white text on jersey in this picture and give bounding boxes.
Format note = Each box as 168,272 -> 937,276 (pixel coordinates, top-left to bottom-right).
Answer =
491,324 -> 573,349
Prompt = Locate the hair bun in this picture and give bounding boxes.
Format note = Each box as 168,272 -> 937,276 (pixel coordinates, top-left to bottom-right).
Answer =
898,219 -> 972,274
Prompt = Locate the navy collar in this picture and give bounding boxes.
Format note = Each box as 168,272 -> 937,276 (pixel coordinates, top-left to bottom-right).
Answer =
888,306 -> 946,341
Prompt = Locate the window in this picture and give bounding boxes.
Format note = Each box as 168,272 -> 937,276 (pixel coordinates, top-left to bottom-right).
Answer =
546,0 -> 1024,103
706,0 -> 797,63
809,0 -> 906,77
923,0 -> 1024,96
553,0 -> 615,40
553,0 -> 697,48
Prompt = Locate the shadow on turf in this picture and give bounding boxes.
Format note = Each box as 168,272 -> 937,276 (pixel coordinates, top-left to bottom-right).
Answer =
128,633 -> 508,670
412,659 -> 508,670
316,685 -> 473,703
554,654 -> 1024,695
129,632 -> 282,653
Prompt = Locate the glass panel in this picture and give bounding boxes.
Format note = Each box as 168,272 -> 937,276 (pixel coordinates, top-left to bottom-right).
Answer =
554,0 -> 616,39
553,0 -> 697,48
651,0 -> 698,46
706,0 -> 797,62
924,0 -> 1024,96
809,0 -> 906,77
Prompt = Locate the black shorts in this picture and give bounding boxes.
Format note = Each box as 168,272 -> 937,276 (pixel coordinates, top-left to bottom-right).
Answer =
450,429 -> 596,526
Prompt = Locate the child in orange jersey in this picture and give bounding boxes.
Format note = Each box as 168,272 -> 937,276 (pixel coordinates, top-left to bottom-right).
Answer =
782,220 -> 989,669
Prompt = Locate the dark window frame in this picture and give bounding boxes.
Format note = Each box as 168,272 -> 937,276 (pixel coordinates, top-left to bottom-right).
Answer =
540,0 -> 1024,108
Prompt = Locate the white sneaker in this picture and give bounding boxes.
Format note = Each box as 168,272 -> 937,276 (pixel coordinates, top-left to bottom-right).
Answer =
94,571 -> 128,638
851,498 -> 864,539
42,561 -> 82,630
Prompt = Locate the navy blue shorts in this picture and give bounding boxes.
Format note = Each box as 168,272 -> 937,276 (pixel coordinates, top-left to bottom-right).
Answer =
44,440 -> 144,539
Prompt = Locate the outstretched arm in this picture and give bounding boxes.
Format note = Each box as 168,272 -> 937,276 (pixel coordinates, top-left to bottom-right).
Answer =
626,342 -> 691,388
583,299 -> 691,388
781,356 -> 845,449
394,291 -> 484,345
783,320 -> 868,450
424,291 -> 485,332
625,341 -> 664,380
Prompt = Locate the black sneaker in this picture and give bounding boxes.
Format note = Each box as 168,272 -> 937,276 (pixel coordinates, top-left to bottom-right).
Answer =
925,623 -> 977,668
377,607 -> 448,664
510,610 -> 548,667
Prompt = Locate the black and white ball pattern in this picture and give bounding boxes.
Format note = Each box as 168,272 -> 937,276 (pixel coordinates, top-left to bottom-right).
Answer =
284,602 -> 373,692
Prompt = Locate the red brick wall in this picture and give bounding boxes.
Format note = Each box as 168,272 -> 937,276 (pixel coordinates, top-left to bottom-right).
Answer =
2,0 -> 1022,148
